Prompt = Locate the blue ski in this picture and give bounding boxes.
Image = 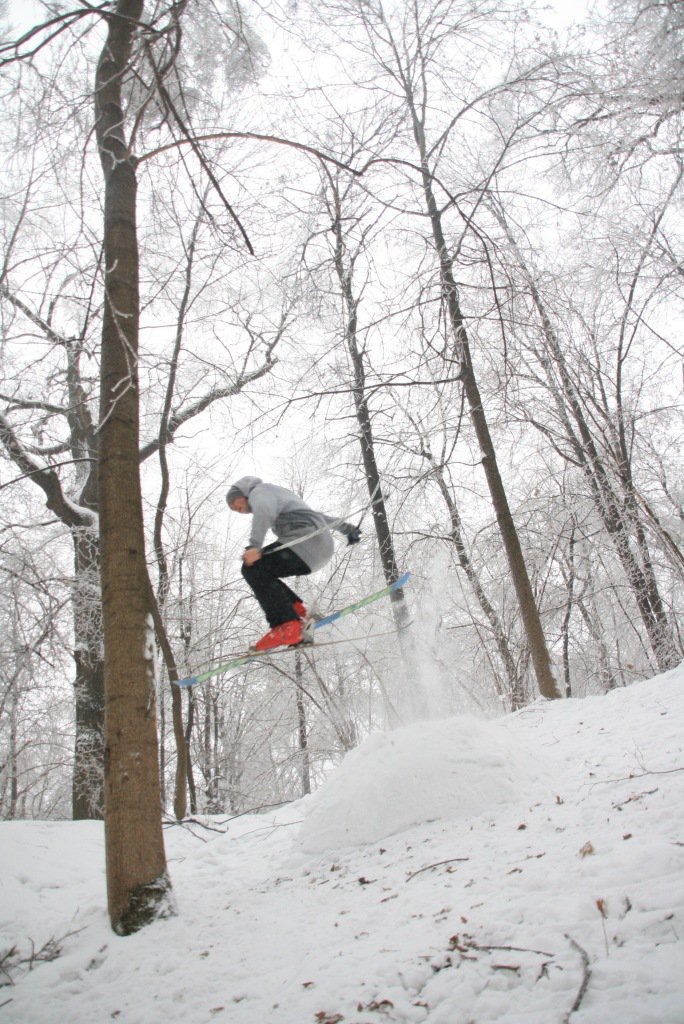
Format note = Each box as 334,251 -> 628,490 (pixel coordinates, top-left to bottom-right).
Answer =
173,571 -> 410,688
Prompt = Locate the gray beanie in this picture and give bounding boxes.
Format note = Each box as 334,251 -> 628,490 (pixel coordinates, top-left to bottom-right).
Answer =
226,484 -> 246,505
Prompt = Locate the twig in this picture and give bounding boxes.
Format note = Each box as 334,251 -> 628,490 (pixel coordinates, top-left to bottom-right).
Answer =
563,936 -> 592,1022
232,819 -> 303,841
220,800 -> 294,822
593,765 -> 683,787
473,941 -> 555,958
0,945 -> 18,985
0,929 -> 83,987
163,816 -> 229,837
406,857 -> 469,881
612,788 -> 658,810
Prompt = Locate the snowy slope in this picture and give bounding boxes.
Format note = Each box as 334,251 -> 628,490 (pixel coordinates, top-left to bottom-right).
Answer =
1,666 -> 682,1024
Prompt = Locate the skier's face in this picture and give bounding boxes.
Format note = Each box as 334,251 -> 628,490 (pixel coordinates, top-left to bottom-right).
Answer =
229,496 -> 250,514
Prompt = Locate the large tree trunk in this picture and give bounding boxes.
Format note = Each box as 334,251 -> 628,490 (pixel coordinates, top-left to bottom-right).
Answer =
96,0 -> 172,935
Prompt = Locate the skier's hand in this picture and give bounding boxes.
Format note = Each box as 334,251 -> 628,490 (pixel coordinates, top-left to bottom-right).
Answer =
346,526 -> 362,545
243,547 -> 262,566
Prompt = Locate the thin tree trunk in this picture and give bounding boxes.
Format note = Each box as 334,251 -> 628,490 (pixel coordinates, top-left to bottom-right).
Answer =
146,578 -> 189,820
408,114 -> 560,701
560,527 -> 576,698
423,444 -> 524,707
328,181 -> 410,629
495,205 -> 680,673
0,408 -> 104,819
295,652 -> 311,796
530,267 -> 678,672
185,689 -> 198,813
72,530 -> 105,818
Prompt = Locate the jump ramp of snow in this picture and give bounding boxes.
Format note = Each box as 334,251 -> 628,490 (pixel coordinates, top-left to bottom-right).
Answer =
299,715 -> 539,853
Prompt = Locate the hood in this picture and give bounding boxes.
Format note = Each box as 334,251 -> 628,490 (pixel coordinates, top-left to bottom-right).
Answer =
231,475 -> 263,496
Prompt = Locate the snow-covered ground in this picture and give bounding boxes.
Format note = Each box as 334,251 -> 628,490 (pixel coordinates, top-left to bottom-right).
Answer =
1,665 -> 683,1023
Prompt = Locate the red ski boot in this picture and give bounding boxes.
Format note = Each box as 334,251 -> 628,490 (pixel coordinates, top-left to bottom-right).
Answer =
254,619 -> 303,652
293,602 -> 315,643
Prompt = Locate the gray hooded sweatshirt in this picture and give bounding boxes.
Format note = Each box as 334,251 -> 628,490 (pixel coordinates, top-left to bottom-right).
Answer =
228,476 -> 356,571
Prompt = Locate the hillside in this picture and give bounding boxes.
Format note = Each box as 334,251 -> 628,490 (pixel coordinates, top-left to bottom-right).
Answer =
2,665 -> 682,1023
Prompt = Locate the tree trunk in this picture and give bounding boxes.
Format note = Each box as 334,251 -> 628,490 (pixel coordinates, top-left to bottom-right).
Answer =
72,529 -> 105,818
494,204 -> 681,674
328,184 -> 410,629
425,448 -> 525,707
0,409 -> 105,818
407,114 -> 560,701
295,652 -> 311,796
326,181 -> 417,719
528,266 -> 679,673
96,0 -> 171,935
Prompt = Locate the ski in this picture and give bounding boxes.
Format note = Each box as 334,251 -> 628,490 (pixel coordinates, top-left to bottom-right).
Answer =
173,571 -> 410,688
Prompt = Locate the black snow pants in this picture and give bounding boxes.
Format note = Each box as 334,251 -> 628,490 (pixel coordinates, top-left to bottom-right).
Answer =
241,542 -> 311,627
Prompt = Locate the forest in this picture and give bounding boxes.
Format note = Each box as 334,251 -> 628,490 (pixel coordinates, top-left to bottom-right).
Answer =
1,0 -> 682,934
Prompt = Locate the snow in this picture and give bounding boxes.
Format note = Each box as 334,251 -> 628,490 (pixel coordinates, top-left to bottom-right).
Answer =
300,716 -> 539,852
1,666 -> 683,1024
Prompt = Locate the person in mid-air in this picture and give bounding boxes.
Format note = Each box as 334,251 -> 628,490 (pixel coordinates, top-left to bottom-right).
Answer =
227,475 -> 361,651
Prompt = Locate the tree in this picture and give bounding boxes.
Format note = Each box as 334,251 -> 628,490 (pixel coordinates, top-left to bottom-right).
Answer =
0,7 -> 280,821
311,0 -> 561,699
0,536 -> 72,818
92,0 -> 172,934
512,228 -> 682,674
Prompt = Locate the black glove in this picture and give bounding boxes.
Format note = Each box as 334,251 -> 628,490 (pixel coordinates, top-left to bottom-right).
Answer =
346,525 -> 362,545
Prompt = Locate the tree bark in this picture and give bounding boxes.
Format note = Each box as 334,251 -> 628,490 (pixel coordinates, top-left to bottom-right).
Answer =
95,0 -> 171,934
421,441 -> 525,708
72,529 -> 105,817
406,115 -> 560,701
328,182 -> 411,629
526,252 -> 679,673
295,652 -> 311,796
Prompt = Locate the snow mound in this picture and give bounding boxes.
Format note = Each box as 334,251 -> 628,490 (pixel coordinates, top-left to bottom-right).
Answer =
300,715 -> 539,852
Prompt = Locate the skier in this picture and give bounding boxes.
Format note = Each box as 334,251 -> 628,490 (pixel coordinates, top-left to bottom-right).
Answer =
227,475 -> 361,651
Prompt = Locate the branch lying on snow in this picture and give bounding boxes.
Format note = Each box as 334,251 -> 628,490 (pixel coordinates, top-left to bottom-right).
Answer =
563,936 -> 592,1023
470,941 -> 555,958
612,787 -> 658,810
406,857 -> 470,881
593,764 -> 684,787
162,815 -> 230,841
0,929 -> 83,987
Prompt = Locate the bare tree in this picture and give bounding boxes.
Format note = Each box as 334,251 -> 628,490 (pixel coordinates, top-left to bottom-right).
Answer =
312,0 -> 561,698
491,201 -> 682,674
